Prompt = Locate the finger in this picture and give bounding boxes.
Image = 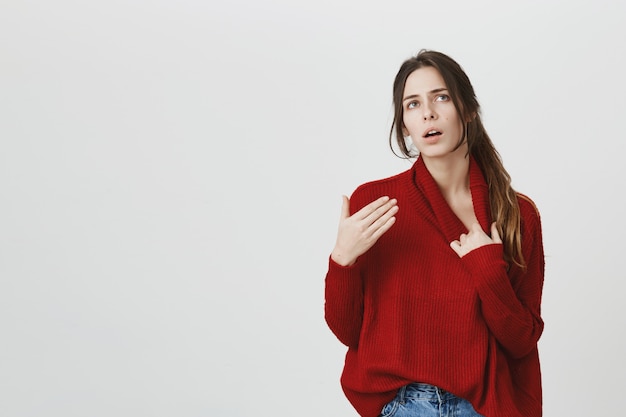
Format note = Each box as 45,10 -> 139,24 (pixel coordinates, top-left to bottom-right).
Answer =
368,200 -> 399,226
367,204 -> 399,235
491,222 -> 502,243
450,240 -> 462,256
370,215 -> 397,241
365,199 -> 398,229
354,196 -> 391,220
340,195 -> 350,220
459,233 -> 467,244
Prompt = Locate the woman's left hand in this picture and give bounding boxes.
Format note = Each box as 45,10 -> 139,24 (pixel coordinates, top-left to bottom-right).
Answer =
450,222 -> 502,258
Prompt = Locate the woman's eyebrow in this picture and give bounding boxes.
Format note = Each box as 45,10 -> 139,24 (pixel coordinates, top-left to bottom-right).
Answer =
403,88 -> 448,102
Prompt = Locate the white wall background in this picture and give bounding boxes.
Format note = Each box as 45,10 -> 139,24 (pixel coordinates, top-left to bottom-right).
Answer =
1,0 -> 624,416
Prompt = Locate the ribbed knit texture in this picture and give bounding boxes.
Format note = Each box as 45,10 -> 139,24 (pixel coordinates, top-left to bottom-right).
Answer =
324,157 -> 545,417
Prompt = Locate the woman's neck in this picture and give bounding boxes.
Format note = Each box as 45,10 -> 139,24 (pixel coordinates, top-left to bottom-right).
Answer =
422,151 -> 471,197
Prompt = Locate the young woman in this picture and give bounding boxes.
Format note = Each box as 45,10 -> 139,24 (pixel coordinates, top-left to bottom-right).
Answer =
324,50 -> 545,417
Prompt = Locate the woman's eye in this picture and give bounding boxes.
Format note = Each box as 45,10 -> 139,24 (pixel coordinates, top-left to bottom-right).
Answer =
407,101 -> 418,109
435,94 -> 450,102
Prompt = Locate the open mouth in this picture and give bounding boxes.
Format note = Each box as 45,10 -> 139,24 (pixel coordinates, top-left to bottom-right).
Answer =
423,129 -> 442,138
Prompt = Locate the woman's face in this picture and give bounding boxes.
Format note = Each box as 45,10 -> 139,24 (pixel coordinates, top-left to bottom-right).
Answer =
401,66 -> 465,160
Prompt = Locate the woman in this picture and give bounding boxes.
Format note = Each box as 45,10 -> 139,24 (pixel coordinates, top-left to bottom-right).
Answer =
324,50 -> 545,417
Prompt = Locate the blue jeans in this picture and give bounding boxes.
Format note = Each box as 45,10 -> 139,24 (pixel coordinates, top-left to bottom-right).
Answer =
379,383 -> 484,417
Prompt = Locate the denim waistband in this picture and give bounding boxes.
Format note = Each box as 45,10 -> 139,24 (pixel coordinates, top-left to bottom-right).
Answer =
397,383 -> 455,402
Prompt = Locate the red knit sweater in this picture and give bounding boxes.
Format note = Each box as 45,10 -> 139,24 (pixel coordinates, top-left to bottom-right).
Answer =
324,157 -> 544,417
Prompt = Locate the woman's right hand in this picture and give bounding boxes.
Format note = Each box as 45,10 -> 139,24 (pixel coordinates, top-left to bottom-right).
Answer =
331,195 -> 399,266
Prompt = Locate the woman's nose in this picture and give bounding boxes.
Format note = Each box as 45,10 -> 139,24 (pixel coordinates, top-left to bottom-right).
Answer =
422,104 -> 436,120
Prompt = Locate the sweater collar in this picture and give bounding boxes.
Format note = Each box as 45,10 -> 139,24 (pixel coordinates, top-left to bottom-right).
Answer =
408,155 -> 492,243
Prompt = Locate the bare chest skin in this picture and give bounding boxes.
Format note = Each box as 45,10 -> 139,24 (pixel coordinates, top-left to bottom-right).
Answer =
445,191 -> 478,231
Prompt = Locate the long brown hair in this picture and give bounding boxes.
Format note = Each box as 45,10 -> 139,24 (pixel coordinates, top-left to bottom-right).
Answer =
389,50 -> 524,268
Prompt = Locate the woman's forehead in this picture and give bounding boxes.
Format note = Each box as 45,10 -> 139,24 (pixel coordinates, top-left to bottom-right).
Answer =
404,67 -> 447,96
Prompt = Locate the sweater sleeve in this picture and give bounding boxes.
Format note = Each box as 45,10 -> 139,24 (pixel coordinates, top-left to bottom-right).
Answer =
461,205 -> 545,359
324,256 -> 364,348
